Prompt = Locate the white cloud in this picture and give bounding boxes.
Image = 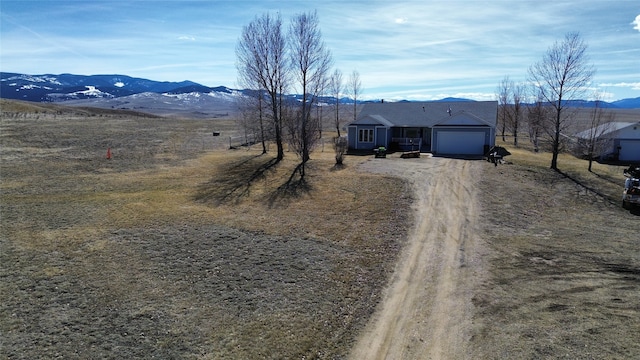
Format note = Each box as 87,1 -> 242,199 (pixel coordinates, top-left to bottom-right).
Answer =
633,15 -> 640,32
599,82 -> 640,90
3,0 -> 637,101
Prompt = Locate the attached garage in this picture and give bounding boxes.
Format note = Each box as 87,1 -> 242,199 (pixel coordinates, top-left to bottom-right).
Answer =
430,111 -> 494,156
619,139 -> 640,162
434,130 -> 486,155
347,101 -> 498,156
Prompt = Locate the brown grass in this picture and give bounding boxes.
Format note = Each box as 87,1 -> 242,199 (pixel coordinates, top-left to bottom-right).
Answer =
0,108 -> 411,359
470,138 -> 640,359
2,102 -> 639,358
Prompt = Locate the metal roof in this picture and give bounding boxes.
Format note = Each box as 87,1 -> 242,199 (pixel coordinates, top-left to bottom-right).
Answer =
353,101 -> 498,128
574,122 -> 640,139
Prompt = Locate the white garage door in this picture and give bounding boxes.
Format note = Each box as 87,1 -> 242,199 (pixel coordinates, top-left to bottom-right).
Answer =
619,140 -> 640,161
436,131 -> 485,155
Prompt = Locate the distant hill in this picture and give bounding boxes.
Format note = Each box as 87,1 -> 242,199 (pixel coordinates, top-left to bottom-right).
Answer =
0,98 -> 160,118
436,97 -> 475,102
1,72 -> 639,118
612,97 -> 640,109
0,72 -> 204,102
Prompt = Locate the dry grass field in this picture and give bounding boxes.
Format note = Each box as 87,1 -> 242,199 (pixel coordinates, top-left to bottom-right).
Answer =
471,141 -> 640,359
1,100 -> 639,359
0,102 -> 411,359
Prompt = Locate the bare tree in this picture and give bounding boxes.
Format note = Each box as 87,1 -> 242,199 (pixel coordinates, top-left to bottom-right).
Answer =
583,93 -> 615,172
330,69 -> 348,166
236,90 -> 268,153
348,70 -> 362,122
528,32 -> 595,170
508,82 -> 524,147
496,77 -> 524,146
496,76 -> 511,142
236,12 -> 288,161
288,11 -> 333,179
526,91 -> 547,153
329,68 -> 343,137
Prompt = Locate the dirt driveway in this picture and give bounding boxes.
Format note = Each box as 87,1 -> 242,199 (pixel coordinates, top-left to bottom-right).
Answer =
350,155 -> 483,360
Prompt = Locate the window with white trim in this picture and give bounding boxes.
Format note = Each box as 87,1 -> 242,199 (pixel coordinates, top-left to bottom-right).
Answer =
358,128 -> 374,143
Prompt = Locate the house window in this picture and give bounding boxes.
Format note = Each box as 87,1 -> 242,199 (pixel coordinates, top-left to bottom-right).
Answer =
359,128 -> 374,143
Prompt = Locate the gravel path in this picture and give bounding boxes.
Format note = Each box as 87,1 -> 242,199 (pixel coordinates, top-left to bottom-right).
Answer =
350,156 -> 484,359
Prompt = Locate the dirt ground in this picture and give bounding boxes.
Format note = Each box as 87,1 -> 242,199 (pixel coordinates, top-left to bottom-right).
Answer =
0,110 -> 411,359
350,156 -> 481,359
1,104 -> 639,359
469,153 -> 640,359
350,151 -> 639,359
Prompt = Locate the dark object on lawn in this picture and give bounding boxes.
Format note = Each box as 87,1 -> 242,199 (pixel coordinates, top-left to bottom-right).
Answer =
624,165 -> 640,178
213,131 -> 221,136
487,146 -> 511,157
622,166 -> 640,209
486,146 -> 510,166
374,146 -> 387,158
400,150 -> 420,158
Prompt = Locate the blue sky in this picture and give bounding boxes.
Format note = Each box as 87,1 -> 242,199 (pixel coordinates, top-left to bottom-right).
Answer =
1,0 -> 639,101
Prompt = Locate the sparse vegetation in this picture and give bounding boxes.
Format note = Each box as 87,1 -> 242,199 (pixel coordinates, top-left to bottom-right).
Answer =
528,32 -> 595,170
471,139 -> 640,359
1,101 -> 638,359
0,104 -> 411,359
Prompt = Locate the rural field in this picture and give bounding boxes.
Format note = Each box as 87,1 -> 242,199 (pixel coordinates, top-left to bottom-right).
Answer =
469,143 -> 640,359
1,100 -> 639,359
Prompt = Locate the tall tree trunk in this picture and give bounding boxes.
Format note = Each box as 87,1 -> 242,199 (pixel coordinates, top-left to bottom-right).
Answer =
551,109 -> 561,170
258,95 -> 267,154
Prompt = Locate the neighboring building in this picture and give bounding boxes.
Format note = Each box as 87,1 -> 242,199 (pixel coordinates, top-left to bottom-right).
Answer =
574,121 -> 640,162
347,101 -> 498,156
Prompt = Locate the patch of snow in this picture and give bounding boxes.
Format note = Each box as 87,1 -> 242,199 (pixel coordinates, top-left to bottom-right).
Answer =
9,74 -> 62,85
205,91 -> 239,101
114,81 -> 125,87
20,84 -> 42,90
162,92 -> 202,101
65,86 -> 113,98
130,92 -> 157,99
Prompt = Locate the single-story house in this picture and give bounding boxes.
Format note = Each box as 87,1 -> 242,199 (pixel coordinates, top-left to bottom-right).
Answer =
574,121 -> 640,162
347,101 -> 498,156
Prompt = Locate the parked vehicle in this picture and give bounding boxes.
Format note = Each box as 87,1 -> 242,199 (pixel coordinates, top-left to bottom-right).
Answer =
622,166 -> 640,209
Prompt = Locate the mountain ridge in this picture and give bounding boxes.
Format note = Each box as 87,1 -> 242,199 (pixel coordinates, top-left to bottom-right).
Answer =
1,72 -> 639,112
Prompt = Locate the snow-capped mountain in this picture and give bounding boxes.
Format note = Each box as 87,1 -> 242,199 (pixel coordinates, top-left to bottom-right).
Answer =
2,73 -> 639,115
0,72 -> 246,117
0,72 -> 207,102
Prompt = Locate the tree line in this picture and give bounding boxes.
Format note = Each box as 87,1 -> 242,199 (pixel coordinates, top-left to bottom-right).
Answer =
238,17 -> 611,174
496,32 -> 615,171
236,11 -> 361,178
